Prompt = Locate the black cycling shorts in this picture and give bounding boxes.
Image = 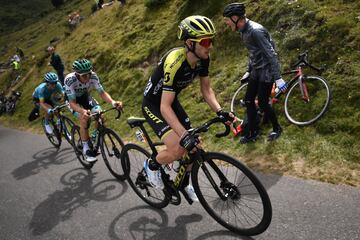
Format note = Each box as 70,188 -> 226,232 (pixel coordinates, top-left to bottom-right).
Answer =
75,93 -> 99,110
142,98 -> 191,140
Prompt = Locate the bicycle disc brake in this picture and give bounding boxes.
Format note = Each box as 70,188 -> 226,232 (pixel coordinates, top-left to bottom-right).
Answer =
220,181 -> 241,200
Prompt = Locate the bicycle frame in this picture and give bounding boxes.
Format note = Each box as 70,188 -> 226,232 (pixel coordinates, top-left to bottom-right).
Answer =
278,65 -> 310,102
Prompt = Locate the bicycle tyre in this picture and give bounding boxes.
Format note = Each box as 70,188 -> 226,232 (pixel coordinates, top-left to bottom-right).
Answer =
230,82 -> 248,117
284,75 -> 331,126
61,115 -> 75,146
42,118 -> 61,148
71,125 -> 94,169
121,143 -> 169,209
191,152 -> 272,236
100,128 -> 126,180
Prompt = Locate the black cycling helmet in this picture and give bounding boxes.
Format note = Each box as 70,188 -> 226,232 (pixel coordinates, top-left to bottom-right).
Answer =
223,2 -> 246,18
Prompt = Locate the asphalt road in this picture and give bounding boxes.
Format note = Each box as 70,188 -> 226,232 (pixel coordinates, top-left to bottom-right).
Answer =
0,125 -> 359,240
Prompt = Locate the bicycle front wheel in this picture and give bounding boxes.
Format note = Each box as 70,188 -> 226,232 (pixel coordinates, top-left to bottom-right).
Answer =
42,118 -> 61,148
230,83 -> 248,118
71,125 -> 94,169
121,143 -> 169,209
100,128 -> 125,180
285,76 -> 331,126
192,152 -> 272,236
61,116 -> 75,146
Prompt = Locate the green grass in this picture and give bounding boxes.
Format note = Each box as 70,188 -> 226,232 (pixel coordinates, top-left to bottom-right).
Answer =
1,0 -> 360,186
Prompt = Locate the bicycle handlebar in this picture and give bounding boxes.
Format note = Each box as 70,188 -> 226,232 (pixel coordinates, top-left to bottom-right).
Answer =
89,107 -> 122,120
52,102 -> 70,112
188,116 -> 230,138
292,50 -> 325,74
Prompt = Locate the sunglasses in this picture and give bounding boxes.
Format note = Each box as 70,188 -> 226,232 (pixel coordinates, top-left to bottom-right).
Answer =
78,72 -> 91,78
190,37 -> 213,48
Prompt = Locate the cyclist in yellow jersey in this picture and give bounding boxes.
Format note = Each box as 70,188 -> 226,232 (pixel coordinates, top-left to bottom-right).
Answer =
142,16 -> 235,199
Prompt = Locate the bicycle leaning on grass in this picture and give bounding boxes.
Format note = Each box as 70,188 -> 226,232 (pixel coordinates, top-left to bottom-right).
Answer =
121,115 -> 272,236
231,50 -> 331,126
71,107 -> 125,180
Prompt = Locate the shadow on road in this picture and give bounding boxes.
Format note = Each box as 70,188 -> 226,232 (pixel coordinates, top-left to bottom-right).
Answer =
108,205 -> 254,240
11,147 -> 76,180
29,168 -> 127,236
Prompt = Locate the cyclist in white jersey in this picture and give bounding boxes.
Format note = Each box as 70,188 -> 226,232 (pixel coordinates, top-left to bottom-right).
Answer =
64,59 -> 123,162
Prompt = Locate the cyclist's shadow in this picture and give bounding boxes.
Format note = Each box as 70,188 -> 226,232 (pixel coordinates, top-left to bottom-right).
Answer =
11,147 -> 76,180
109,206 -> 253,240
29,168 -> 127,236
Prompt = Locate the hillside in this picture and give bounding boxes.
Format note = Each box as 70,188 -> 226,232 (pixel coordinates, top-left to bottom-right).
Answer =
0,0 -> 359,186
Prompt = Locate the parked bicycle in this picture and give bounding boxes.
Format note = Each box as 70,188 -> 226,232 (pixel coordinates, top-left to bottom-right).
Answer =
121,116 -> 272,236
42,102 -> 76,148
5,90 -> 21,115
71,107 -> 125,180
231,51 -> 331,126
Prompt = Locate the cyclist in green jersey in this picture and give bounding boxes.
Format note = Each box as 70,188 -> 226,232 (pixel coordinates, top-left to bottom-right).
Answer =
142,16 -> 235,200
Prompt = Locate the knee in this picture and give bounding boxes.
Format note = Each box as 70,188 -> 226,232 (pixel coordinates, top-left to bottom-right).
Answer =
168,145 -> 186,160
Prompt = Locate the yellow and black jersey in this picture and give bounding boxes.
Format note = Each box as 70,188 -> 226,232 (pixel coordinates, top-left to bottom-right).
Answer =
143,47 -> 209,103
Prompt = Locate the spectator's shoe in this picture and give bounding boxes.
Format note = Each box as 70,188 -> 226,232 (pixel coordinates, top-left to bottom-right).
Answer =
240,131 -> 259,144
44,123 -> 53,135
184,185 -> 199,202
84,149 -> 97,162
144,159 -> 164,189
267,127 -> 282,141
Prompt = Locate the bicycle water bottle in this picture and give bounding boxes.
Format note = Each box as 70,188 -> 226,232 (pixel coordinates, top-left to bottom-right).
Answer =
91,129 -> 98,143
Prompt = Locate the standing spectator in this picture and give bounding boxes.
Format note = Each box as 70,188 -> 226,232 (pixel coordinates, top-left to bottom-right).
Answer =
16,47 -> 24,59
223,3 -> 286,143
47,46 -> 65,86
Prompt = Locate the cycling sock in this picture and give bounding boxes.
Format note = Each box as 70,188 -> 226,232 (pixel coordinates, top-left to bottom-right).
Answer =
82,140 -> 90,152
148,158 -> 161,171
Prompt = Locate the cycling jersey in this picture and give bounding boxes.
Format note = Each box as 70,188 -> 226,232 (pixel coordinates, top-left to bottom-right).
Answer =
143,47 -> 209,103
64,71 -> 104,101
32,82 -> 64,102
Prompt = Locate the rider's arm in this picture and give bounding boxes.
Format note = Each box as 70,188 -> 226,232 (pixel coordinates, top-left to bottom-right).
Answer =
69,99 -> 84,113
160,92 -> 187,138
200,76 -> 222,112
39,100 -> 51,112
99,91 -> 115,104
253,29 -> 281,80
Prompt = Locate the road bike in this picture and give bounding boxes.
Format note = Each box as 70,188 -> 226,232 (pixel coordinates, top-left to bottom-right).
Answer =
121,116 -> 272,236
71,107 -> 125,180
42,102 -> 76,148
231,51 -> 331,126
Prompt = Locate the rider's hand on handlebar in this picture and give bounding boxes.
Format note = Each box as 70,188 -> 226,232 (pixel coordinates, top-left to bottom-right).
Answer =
111,100 -> 123,111
275,78 -> 287,92
216,109 -> 236,125
180,131 -> 200,152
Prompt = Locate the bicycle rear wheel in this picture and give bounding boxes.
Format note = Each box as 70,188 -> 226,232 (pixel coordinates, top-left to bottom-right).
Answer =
192,152 -> 272,236
61,116 -> 75,146
71,125 -> 94,169
42,118 -> 61,148
100,128 -> 125,180
285,76 -> 331,126
230,83 -> 248,118
121,143 -> 169,209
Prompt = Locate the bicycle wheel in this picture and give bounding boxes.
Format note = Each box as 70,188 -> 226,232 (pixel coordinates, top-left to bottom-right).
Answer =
71,125 -> 94,169
61,116 -> 75,146
100,128 -> 125,180
121,143 -> 169,209
42,118 -> 61,148
192,152 -> 272,236
230,83 -> 248,118
284,75 -> 331,126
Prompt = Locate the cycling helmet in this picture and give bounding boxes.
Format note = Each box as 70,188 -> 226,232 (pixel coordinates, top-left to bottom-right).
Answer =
178,15 -> 216,40
223,2 -> 246,18
72,59 -> 92,74
44,72 -> 59,83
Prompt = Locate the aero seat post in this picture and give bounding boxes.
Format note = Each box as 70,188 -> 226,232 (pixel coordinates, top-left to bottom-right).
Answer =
139,124 -> 158,155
